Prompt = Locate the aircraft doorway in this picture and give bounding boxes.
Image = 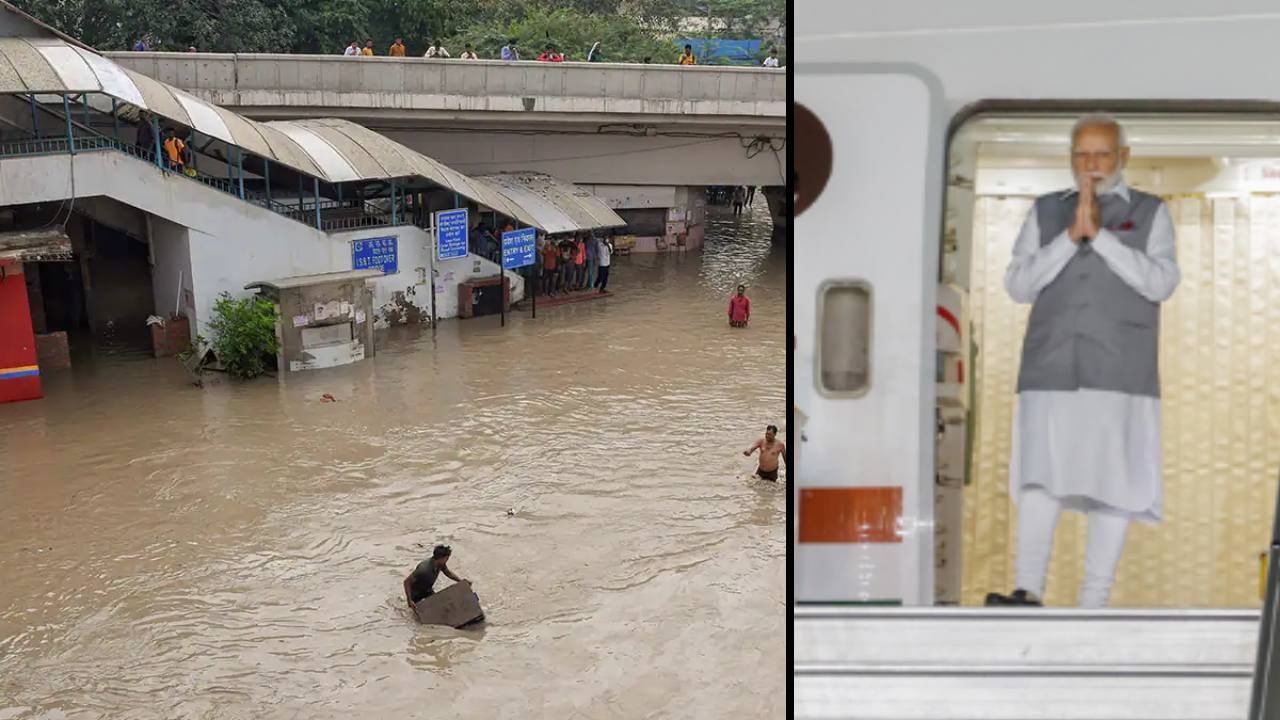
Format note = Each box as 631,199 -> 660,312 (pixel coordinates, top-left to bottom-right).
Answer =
943,113 -> 1280,608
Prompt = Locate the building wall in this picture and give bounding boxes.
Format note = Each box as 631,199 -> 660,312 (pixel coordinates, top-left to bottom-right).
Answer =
186,224 -> 523,337
149,216 -> 193,321
579,184 -> 707,253
801,0 -> 1280,117
327,226 -> 525,327
0,151 -> 524,342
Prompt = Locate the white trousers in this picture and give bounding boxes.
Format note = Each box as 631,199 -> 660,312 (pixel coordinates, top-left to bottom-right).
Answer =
1014,486 -> 1131,608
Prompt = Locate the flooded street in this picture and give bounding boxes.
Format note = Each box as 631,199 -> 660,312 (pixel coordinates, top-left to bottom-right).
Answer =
0,205 -> 786,720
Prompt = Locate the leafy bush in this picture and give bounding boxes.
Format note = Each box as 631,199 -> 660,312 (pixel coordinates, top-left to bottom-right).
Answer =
207,292 -> 279,380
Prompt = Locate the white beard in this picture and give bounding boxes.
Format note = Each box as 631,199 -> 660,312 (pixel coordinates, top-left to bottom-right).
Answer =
1078,168 -> 1125,195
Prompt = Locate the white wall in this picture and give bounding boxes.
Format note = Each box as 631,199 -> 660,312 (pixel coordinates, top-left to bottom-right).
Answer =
0,151 -> 524,339
800,1 -> 1280,115
327,226 -> 525,327
187,225 -> 524,336
149,216 -> 192,320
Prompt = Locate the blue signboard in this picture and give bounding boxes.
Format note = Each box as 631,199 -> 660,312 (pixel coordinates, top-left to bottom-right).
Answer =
436,208 -> 469,260
501,227 -> 537,270
351,235 -> 398,274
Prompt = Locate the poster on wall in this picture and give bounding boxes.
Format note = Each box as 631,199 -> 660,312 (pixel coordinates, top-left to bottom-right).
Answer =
352,236 -> 398,274
436,208 -> 469,261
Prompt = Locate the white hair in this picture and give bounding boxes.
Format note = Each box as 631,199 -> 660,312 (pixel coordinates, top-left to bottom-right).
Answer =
1071,113 -> 1127,149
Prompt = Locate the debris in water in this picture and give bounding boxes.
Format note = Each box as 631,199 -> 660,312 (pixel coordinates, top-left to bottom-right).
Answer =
321,394 -> 337,403
506,508 -> 515,516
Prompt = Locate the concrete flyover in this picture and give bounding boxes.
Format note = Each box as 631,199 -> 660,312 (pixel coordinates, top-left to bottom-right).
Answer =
104,53 -> 787,188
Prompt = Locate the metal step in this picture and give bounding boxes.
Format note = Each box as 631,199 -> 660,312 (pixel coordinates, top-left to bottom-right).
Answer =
794,605 -> 1260,720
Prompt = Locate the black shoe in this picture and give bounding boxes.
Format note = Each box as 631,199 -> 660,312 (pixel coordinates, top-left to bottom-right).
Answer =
984,589 -> 1042,607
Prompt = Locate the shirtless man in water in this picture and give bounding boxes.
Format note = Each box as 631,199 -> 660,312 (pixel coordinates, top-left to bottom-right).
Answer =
744,424 -> 786,481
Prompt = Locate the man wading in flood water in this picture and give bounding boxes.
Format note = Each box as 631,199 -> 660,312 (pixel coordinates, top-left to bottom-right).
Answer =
729,284 -> 751,328
744,425 -> 786,481
403,545 -> 468,607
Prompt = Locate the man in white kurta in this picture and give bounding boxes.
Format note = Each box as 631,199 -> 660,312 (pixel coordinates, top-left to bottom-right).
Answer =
985,114 -> 1181,609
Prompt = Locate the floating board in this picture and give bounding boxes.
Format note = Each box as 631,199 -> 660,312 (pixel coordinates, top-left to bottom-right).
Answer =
413,581 -> 485,628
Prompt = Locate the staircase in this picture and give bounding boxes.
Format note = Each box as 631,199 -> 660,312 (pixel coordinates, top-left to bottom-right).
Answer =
794,606 -> 1259,720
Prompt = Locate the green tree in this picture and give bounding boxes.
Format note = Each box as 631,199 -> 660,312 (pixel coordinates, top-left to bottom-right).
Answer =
453,7 -> 672,62
663,0 -> 782,39
11,0 -> 296,52
12,0 -> 783,58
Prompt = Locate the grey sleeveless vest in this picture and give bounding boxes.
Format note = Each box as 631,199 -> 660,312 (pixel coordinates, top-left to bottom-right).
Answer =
1016,188 -> 1164,398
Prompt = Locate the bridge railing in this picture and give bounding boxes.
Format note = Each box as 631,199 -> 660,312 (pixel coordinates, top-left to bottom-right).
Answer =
103,52 -> 787,119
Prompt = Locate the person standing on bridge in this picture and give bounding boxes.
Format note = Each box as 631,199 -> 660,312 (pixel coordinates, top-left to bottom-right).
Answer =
344,40 -> 359,56
985,113 -> 1181,609
425,40 -> 449,58
162,128 -> 186,173
538,44 -> 564,62
389,38 -> 406,57
460,44 -> 479,60
677,44 -> 697,65
361,40 -> 374,56
763,48 -> 780,68
501,39 -> 519,61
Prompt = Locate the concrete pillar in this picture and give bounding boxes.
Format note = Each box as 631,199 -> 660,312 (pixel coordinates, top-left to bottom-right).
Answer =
665,186 -> 706,251
577,184 -> 707,254
762,186 -> 787,243
0,261 -> 43,403
24,263 -> 46,334
68,217 -> 95,336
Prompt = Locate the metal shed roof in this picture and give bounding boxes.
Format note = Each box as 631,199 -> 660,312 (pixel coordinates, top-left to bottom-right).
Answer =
0,20 -> 551,230
474,173 -> 627,235
266,119 -> 539,228
246,269 -> 383,291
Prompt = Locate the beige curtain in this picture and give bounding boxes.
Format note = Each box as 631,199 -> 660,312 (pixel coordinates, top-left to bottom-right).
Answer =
963,194 -> 1280,607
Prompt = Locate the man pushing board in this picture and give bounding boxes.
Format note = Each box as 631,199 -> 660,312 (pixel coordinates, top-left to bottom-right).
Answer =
404,544 -> 485,627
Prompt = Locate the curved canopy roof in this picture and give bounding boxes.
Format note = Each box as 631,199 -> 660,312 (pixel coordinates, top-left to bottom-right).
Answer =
264,119 -> 537,226
0,35 -> 544,229
474,173 -> 626,235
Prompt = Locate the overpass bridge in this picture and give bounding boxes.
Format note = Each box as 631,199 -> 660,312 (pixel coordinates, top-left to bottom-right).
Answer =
104,53 -> 787,197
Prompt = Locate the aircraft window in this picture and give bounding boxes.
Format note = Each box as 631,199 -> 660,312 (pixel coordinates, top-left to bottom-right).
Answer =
818,281 -> 871,395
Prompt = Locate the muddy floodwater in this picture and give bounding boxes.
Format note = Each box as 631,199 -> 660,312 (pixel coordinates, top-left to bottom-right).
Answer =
0,205 -> 786,720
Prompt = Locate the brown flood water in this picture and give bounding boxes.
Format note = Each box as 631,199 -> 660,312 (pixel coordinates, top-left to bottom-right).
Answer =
0,205 -> 786,720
